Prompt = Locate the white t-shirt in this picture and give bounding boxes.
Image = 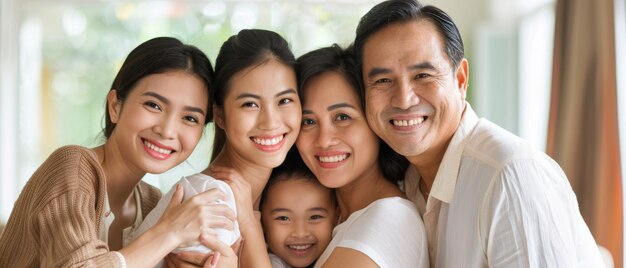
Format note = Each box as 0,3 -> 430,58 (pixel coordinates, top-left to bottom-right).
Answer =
405,103 -> 605,267
269,253 -> 292,268
314,197 -> 429,268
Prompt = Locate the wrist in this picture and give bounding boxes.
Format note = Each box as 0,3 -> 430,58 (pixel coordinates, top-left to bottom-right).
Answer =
146,221 -> 181,249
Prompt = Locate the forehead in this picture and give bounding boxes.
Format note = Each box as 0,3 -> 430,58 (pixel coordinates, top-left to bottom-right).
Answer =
266,179 -> 333,204
303,72 -> 359,106
131,71 -> 208,101
227,59 -> 296,97
362,20 -> 449,70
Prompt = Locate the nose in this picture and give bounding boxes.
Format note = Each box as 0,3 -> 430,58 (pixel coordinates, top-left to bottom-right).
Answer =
291,220 -> 311,238
315,121 -> 338,148
390,77 -> 420,110
258,106 -> 280,130
153,115 -> 176,139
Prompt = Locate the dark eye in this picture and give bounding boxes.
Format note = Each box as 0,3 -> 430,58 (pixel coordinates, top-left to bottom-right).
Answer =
183,115 -> 199,124
310,214 -> 325,220
302,118 -> 316,126
242,102 -> 259,108
415,73 -> 430,79
374,78 -> 392,84
335,113 -> 351,121
275,216 -> 289,221
144,101 -> 162,111
279,98 -> 293,105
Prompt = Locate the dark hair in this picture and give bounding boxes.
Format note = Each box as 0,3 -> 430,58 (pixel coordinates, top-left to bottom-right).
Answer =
211,29 -> 296,161
105,37 -> 215,138
259,148 -> 331,210
296,45 -> 409,183
354,0 -> 464,71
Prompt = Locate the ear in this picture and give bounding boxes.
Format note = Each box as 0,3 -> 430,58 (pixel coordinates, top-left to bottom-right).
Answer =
455,58 -> 469,100
107,90 -> 122,123
213,104 -> 225,129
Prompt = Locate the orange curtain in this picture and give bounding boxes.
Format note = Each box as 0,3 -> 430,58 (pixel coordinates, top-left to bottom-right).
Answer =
548,0 -> 623,266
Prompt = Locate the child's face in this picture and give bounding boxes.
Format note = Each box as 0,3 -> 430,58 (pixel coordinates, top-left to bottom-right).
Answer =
261,178 -> 336,268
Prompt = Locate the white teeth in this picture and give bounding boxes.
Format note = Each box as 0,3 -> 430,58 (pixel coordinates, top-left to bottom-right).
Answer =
143,140 -> 173,155
392,117 -> 425,127
288,244 -> 312,250
253,135 -> 283,146
318,154 -> 348,163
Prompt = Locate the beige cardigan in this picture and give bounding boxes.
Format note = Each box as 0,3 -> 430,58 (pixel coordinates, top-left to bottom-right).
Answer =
0,145 -> 161,267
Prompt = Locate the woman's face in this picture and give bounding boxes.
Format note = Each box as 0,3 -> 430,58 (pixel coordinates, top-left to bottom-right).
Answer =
217,60 -> 301,169
108,70 -> 208,175
296,72 -> 380,189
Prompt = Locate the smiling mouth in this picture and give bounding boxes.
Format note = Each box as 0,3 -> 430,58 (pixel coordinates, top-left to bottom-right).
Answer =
251,134 -> 285,146
317,153 -> 349,163
288,244 -> 313,251
143,139 -> 174,155
390,116 -> 427,127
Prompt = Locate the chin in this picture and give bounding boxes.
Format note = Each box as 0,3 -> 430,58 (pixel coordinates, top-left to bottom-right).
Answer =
262,158 -> 287,169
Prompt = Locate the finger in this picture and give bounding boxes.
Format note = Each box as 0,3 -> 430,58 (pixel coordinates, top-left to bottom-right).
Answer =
163,254 -> 174,268
205,252 -> 220,268
203,203 -> 237,221
165,253 -> 201,268
201,214 -> 236,230
200,233 -> 236,258
166,184 -> 184,209
175,251 -> 210,267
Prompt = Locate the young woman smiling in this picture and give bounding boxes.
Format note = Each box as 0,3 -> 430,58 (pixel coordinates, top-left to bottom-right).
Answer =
0,37 -> 235,267
170,29 -> 302,268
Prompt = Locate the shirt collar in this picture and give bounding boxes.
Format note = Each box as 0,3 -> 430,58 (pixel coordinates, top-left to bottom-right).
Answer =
429,102 -> 479,203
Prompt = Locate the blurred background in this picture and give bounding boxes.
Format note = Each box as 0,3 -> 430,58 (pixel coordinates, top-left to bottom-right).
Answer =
0,0 -> 624,266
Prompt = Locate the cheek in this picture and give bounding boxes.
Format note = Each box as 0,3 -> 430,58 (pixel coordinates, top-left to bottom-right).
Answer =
226,113 -> 253,136
366,90 -> 389,109
296,132 -> 313,153
181,128 -> 204,151
284,111 -> 302,131
271,225 -> 290,242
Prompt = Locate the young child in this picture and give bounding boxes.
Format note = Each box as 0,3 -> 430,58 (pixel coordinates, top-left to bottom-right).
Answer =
260,150 -> 337,268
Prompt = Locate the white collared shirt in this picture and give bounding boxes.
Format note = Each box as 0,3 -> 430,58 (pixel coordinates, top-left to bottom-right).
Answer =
405,103 -> 605,268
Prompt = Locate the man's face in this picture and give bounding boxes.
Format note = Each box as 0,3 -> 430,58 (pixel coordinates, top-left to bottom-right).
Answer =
361,20 -> 468,164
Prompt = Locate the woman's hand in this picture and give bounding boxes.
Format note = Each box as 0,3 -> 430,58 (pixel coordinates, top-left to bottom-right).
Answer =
164,235 -> 239,268
208,166 -> 256,229
157,183 -> 237,245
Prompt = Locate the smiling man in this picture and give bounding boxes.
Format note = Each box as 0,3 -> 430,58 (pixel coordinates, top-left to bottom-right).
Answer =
353,0 -> 605,267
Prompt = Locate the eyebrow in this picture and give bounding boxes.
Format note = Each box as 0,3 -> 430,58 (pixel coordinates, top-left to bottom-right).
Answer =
367,61 -> 438,78
270,208 -> 292,213
328,103 -> 357,111
235,88 -> 297,100
142,91 -> 206,116
308,207 -> 329,213
408,62 -> 438,71
367,67 -> 392,78
301,102 -> 357,115
269,207 -> 330,214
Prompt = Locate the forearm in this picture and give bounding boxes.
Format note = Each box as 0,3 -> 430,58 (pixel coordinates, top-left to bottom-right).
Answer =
239,221 -> 272,268
119,223 -> 180,268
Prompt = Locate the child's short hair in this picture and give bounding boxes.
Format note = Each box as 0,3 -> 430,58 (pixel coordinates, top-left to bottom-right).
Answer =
260,148 -> 334,210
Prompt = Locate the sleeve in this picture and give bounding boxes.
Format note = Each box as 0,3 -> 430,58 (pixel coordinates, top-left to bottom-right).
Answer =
37,191 -> 123,267
482,158 -> 604,268
35,147 -> 123,267
335,199 -> 429,268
